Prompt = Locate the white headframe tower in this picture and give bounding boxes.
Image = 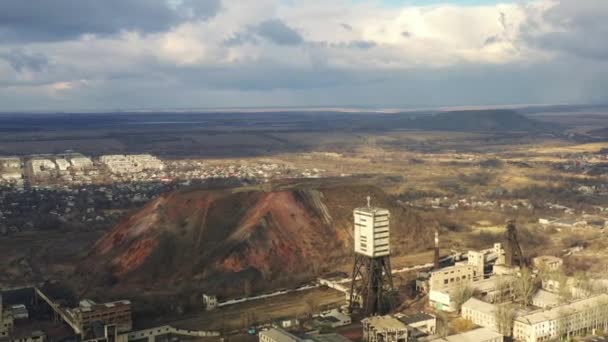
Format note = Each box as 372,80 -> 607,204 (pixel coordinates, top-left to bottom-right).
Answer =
349,197 -> 394,316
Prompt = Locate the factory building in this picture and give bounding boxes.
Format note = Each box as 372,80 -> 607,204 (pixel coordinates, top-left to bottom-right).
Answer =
532,256 -> 563,272
431,327 -> 503,342
70,299 -> 132,334
395,312 -> 436,338
461,298 -> 498,331
429,265 -> 478,292
361,316 -> 408,342
513,294 -> 608,342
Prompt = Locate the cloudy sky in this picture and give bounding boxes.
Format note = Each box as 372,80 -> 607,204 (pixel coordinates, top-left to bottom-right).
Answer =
0,0 -> 606,111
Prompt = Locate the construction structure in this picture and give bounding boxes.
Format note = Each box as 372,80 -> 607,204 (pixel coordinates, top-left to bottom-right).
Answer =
503,220 -> 525,267
362,316 -> 408,342
349,197 -> 394,316
69,299 -> 132,334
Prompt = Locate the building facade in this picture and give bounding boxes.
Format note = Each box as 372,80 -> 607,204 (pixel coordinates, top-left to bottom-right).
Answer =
461,298 -> 498,331
513,294 -> 608,342
70,300 -> 132,334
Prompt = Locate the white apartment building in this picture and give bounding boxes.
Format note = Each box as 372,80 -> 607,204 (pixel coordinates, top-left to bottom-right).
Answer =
462,298 -> 498,331
100,154 -> 164,174
513,294 -> 608,342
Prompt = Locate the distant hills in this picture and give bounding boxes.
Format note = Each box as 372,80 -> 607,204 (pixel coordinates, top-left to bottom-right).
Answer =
408,109 -> 550,132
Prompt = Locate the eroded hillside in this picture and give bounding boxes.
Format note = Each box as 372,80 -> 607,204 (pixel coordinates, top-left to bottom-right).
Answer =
81,183 -> 436,296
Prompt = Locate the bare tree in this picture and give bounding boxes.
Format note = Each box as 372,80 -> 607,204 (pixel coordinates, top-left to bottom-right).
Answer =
451,283 -> 474,313
495,304 -> 517,338
494,275 -> 514,303
554,309 -> 570,341
514,267 -> 537,307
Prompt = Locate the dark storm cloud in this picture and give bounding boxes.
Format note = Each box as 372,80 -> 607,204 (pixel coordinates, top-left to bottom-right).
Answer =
523,0 -> 608,60
0,0 -> 221,42
253,19 -> 304,46
0,49 -> 48,72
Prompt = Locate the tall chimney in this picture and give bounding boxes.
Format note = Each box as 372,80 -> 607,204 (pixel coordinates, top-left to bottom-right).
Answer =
434,230 -> 440,270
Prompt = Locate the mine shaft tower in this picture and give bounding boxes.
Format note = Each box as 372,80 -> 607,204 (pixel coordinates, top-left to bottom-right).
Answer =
504,219 -> 525,267
349,197 -> 394,316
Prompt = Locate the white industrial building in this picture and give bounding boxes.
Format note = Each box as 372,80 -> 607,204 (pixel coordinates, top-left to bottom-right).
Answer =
431,327 -> 503,342
461,298 -> 498,331
353,205 -> 390,258
395,312 -> 436,338
513,294 -> 608,342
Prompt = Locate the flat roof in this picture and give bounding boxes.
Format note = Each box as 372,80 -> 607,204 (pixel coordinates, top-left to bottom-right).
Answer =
516,294 -> 608,325
462,298 -> 495,316
363,316 -> 407,331
432,327 -> 502,342
397,312 -> 435,325
260,328 -> 301,342
354,207 -> 389,215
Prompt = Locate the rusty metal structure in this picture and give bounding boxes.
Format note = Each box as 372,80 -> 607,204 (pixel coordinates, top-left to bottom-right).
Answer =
503,220 -> 525,267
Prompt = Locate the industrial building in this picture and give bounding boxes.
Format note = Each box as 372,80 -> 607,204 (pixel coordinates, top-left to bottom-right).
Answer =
532,256 -> 563,272
461,298 -> 498,331
258,328 -> 352,342
513,294 -> 608,342
69,299 -> 132,334
530,289 -> 560,309
361,316 -> 408,342
429,264 -> 479,292
349,197 -> 394,316
430,327 -> 503,342
395,312 -> 436,338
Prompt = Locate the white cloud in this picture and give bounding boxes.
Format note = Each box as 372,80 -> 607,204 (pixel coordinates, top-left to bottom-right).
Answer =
0,0 -> 606,110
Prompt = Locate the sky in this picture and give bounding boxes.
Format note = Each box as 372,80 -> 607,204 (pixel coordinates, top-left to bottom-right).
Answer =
0,0 -> 607,111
